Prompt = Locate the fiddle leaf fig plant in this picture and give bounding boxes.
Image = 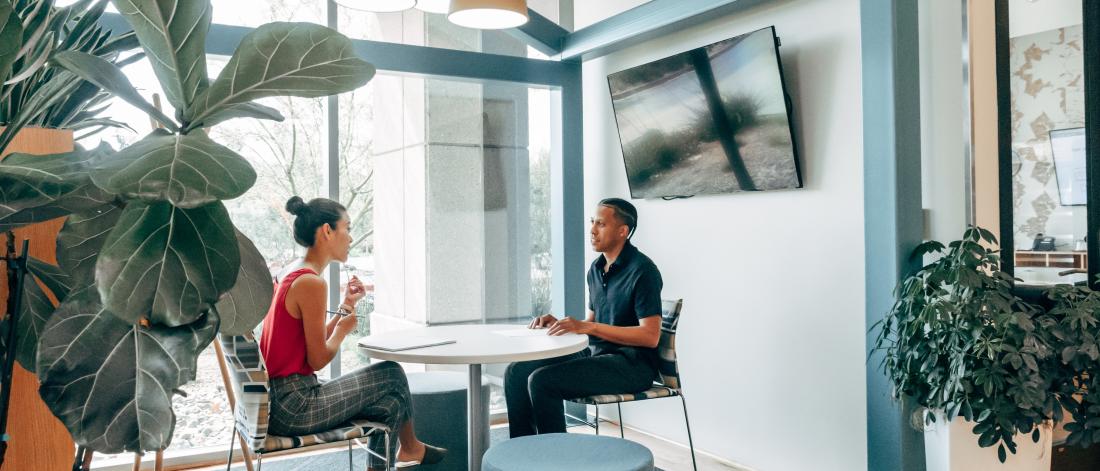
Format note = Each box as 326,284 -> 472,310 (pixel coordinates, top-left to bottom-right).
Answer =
0,0 -> 143,154
873,226 -> 1100,462
0,0 -> 375,455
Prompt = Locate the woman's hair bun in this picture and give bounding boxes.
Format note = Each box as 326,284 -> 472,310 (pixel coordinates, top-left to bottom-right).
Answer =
285,196 -> 308,216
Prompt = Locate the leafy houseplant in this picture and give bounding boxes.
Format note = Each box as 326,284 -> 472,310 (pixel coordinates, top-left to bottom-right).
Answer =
0,0 -> 140,153
873,227 -> 1100,463
0,0 -> 375,455
1041,283 -> 1100,448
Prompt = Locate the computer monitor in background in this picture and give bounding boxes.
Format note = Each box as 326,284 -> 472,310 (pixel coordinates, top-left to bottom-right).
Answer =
1050,127 -> 1086,206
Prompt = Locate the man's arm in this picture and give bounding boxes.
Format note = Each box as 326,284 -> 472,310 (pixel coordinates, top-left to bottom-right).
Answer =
589,315 -> 660,348
548,313 -> 661,348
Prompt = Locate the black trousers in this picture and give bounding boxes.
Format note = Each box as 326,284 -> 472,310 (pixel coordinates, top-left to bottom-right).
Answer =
503,347 -> 657,437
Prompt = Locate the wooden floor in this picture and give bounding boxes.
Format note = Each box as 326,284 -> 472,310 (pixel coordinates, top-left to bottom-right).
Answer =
183,422 -> 748,471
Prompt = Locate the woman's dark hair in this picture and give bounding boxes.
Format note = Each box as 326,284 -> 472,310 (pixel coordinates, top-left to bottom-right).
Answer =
285,196 -> 347,247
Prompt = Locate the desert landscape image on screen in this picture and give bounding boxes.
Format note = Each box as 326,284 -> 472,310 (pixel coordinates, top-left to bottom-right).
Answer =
608,26 -> 801,198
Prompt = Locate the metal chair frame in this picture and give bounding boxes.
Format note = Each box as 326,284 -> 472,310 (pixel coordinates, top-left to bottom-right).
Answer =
224,429 -> 391,471
216,336 -> 393,471
569,391 -> 697,471
566,298 -> 698,471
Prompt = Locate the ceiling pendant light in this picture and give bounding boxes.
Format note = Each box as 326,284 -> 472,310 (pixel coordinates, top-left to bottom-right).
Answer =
334,0 -> 418,13
448,0 -> 528,29
414,0 -> 450,14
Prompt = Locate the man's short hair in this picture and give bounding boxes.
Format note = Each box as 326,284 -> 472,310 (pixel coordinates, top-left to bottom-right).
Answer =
599,197 -> 637,238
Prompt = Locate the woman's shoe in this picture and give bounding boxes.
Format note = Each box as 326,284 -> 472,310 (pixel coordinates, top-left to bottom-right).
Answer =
395,444 -> 447,469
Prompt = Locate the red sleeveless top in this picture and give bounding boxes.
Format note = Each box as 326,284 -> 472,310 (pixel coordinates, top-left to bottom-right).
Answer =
260,268 -> 318,379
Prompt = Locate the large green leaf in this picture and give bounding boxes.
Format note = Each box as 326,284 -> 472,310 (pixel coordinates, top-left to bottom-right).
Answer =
57,203 -> 123,288
51,51 -> 179,131
110,0 -> 211,115
215,230 -> 272,335
96,201 -> 239,326
8,259 -> 63,374
0,0 -> 23,80
0,143 -> 116,230
27,256 -> 72,301
189,101 -> 284,129
90,129 -> 256,208
185,22 -> 374,128
36,286 -> 219,454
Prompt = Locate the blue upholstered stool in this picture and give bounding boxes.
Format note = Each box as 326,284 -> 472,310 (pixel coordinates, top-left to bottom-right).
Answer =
407,371 -> 490,471
481,433 -> 655,471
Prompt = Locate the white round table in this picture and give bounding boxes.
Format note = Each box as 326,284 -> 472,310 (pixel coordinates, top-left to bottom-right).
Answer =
358,324 -> 589,471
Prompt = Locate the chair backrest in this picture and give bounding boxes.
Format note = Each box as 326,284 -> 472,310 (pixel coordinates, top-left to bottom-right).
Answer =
219,333 -> 271,451
655,298 -> 683,390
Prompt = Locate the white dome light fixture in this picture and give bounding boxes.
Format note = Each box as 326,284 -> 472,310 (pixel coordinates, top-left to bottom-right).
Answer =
414,0 -> 451,14
334,0 -> 418,13
448,0 -> 528,30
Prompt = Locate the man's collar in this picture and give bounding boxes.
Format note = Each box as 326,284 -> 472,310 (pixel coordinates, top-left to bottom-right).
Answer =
597,241 -> 636,270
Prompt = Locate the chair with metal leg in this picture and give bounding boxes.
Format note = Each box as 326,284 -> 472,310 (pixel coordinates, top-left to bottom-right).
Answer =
216,333 -> 393,470
567,299 -> 698,471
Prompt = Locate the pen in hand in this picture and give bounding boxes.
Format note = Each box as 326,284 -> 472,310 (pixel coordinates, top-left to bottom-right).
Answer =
327,310 -> 367,318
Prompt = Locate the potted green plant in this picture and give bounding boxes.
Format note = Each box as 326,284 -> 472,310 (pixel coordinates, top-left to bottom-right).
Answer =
0,0 -> 140,154
1041,283 -> 1100,449
873,227 -> 1063,469
0,1 -> 143,467
0,0 -> 375,456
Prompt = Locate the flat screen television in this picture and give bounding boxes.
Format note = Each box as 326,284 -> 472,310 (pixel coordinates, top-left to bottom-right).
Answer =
1049,127 -> 1086,206
608,26 -> 801,199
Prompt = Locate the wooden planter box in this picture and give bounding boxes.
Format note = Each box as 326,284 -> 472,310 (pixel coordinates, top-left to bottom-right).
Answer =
0,127 -> 77,471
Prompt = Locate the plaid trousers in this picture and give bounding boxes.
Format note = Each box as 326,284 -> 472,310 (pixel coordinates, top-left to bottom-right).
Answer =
268,361 -> 411,468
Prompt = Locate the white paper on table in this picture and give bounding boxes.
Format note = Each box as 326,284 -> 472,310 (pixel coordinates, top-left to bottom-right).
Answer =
493,328 -> 552,338
360,336 -> 456,351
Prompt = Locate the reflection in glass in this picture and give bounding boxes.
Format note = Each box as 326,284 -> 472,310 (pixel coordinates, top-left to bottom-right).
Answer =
1009,12 -> 1086,285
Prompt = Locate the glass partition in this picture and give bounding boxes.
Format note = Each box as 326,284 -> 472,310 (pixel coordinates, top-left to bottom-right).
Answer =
84,4 -> 566,466
1007,1 -> 1086,285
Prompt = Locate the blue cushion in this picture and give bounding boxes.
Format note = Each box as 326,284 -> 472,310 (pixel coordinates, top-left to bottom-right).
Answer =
482,433 -> 654,471
408,371 -> 472,395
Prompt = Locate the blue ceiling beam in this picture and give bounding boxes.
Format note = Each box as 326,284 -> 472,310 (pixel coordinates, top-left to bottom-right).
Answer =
509,8 -> 570,56
98,12 -> 571,88
560,0 -> 775,60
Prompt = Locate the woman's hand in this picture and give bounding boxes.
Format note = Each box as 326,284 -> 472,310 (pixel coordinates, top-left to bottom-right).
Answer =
343,275 -> 367,306
334,311 -> 358,337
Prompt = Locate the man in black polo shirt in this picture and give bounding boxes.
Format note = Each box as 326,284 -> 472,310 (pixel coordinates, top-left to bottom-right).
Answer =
503,198 -> 663,437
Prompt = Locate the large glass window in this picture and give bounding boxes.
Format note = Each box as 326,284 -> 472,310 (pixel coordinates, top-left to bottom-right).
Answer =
80,55 -> 328,465
336,4 -> 538,59
84,5 -> 560,467
359,76 -> 553,329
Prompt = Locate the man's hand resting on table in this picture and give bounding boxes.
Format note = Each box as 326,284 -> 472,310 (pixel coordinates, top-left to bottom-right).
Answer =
530,314 -> 595,335
528,314 -> 557,329
548,317 -> 595,336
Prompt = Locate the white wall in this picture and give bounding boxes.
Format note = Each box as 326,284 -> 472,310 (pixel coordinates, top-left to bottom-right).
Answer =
1009,0 -> 1081,38
582,0 -> 866,470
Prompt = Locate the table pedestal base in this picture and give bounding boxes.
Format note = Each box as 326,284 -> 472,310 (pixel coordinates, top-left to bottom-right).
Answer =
468,364 -> 487,471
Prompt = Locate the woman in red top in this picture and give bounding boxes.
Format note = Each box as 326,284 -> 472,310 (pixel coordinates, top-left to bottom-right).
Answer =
261,196 -> 444,470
